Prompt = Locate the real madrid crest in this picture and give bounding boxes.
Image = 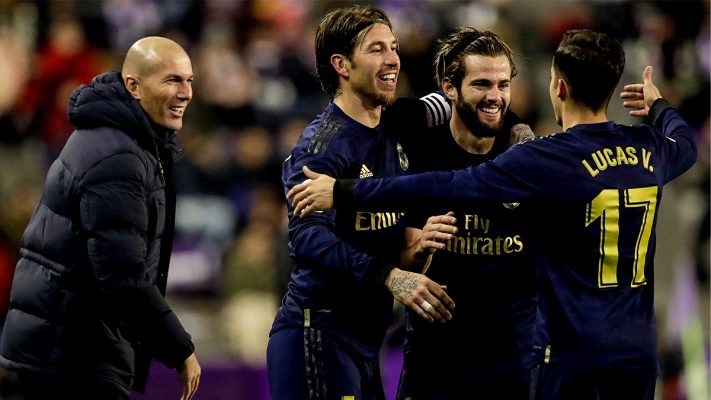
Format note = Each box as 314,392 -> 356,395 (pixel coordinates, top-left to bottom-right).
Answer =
397,143 -> 409,171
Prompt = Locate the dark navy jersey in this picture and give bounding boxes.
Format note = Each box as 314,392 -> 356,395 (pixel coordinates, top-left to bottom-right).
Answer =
274,102 -> 412,358
336,101 -> 697,369
398,122 -> 536,374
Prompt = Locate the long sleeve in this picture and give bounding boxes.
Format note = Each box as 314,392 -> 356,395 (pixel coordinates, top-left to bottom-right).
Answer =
334,143 -> 553,210
649,99 -> 698,182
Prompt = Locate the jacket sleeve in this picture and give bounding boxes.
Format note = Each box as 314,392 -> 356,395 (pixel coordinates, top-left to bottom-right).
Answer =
79,151 -> 193,369
284,144 -> 394,287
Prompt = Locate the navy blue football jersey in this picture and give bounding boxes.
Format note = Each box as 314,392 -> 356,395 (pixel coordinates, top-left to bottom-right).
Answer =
398,122 -> 536,374
336,101 -> 697,369
273,103 -> 411,358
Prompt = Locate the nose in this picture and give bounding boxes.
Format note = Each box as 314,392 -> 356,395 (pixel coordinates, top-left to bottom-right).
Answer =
385,48 -> 400,69
484,86 -> 500,102
178,81 -> 192,101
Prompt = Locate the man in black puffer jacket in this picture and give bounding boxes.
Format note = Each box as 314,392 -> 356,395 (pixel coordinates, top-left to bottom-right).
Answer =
0,36 -> 201,400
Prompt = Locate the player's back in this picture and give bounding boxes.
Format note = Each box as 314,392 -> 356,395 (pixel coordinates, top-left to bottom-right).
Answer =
520,117 -> 696,370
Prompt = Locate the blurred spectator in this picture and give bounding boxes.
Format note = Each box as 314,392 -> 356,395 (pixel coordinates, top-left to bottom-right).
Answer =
12,16 -> 104,160
0,33 -> 28,132
193,22 -> 259,127
221,185 -> 285,366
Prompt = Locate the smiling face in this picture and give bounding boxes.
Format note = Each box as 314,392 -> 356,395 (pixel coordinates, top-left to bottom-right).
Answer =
452,54 -> 511,136
123,37 -> 194,131
344,22 -> 400,107
136,54 -> 193,131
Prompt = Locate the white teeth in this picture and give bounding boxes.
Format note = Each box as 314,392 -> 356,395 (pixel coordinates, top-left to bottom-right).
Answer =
481,106 -> 499,114
169,107 -> 183,114
380,73 -> 396,81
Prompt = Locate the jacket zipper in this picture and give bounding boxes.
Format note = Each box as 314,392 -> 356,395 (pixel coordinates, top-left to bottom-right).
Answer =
152,137 -> 166,186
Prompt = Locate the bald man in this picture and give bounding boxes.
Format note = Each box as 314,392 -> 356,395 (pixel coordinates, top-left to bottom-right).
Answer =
0,36 -> 200,400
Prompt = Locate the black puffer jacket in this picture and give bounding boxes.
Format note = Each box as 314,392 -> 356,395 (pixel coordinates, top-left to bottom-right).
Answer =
0,72 -> 194,394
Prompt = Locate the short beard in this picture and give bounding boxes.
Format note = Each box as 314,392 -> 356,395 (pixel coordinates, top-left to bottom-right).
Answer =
456,96 -> 506,138
375,91 -> 396,107
349,58 -> 396,108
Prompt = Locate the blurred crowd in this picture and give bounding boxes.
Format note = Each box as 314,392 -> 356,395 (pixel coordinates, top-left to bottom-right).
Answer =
0,0 -> 707,399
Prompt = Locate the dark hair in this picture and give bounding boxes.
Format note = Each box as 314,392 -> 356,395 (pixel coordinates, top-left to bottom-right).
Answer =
434,27 -> 517,90
553,29 -> 625,111
315,5 -> 392,99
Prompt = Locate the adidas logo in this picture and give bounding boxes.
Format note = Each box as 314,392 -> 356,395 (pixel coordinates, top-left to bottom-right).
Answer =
359,164 -> 373,178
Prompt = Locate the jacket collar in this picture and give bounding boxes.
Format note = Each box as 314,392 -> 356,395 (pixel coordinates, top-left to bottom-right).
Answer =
68,71 -> 185,161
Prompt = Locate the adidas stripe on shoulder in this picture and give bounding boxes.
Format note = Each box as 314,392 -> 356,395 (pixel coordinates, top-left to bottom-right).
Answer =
420,92 -> 451,127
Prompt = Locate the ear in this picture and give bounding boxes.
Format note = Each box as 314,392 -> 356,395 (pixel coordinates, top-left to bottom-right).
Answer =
442,79 -> 457,101
556,78 -> 568,100
124,76 -> 141,100
330,54 -> 350,79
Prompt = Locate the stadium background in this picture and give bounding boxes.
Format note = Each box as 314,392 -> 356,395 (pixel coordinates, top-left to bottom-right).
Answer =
0,0 -> 707,399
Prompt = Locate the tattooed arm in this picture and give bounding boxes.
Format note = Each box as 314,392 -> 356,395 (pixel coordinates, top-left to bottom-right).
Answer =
385,268 -> 455,323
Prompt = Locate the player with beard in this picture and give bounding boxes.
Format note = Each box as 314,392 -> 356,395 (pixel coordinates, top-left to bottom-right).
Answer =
267,5 -> 456,400
391,28 -> 537,399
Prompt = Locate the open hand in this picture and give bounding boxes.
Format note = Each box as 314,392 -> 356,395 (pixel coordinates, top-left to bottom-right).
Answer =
287,166 -> 336,217
178,353 -> 201,400
620,66 -> 663,117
